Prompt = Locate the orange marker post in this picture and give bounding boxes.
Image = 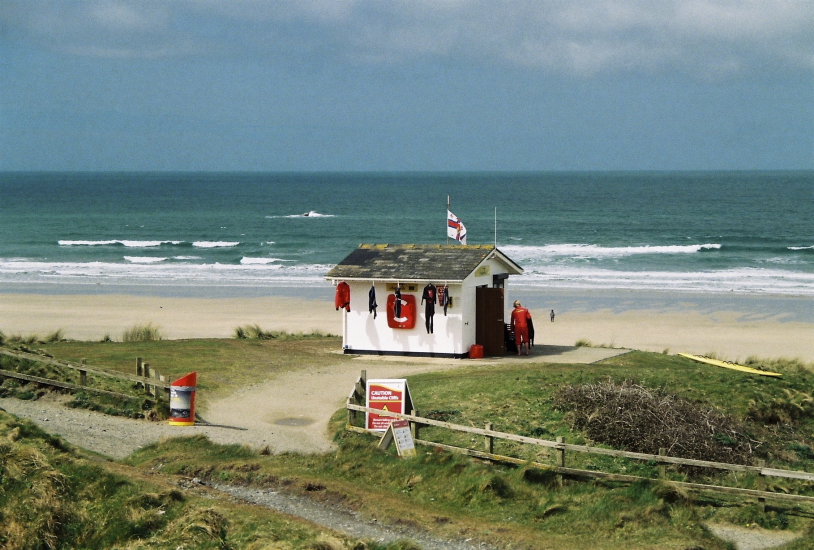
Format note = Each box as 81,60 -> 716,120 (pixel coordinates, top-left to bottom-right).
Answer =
169,372 -> 197,426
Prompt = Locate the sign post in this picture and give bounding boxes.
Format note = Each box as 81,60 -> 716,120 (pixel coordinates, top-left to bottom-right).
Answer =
366,378 -> 413,431
378,419 -> 417,457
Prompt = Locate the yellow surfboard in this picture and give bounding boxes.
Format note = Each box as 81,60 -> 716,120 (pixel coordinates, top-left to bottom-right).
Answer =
678,353 -> 782,378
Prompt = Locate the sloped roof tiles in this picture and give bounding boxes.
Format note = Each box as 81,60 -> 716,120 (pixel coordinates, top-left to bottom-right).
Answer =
324,244 -> 522,282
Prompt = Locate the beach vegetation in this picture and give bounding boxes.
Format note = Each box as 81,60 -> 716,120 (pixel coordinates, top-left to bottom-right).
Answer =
122,322 -> 163,342
0,329 -> 5,346
574,338 -> 592,347
0,412 -> 387,550
0,351 -> 167,419
234,324 -> 335,340
44,328 -> 65,343
4,333 -> 42,346
19,338 -> 814,548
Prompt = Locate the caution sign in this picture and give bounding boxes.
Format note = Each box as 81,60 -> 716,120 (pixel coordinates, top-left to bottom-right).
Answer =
378,419 -> 417,458
366,378 -> 413,431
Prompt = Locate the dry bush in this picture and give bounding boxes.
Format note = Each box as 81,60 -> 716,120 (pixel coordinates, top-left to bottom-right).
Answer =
554,379 -> 756,464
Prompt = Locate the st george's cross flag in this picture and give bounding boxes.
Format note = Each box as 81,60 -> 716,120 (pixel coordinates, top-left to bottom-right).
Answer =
447,210 -> 467,244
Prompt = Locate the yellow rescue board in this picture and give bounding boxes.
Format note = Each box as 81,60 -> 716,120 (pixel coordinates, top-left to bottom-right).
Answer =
678,353 -> 782,378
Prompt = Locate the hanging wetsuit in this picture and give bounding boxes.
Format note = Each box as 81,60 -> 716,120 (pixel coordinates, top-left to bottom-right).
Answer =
438,285 -> 450,315
421,283 -> 437,334
368,285 -> 377,319
393,287 -> 402,319
335,281 -> 350,312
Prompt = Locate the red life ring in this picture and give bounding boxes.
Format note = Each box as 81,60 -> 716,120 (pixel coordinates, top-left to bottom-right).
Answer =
386,294 -> 416,329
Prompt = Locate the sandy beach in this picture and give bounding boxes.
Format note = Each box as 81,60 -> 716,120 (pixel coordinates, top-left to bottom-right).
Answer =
2,289 -> 813,362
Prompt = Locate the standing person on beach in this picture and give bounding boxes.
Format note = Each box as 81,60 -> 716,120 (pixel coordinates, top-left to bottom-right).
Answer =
511,300 -> 532,356
550,310 -> 555,322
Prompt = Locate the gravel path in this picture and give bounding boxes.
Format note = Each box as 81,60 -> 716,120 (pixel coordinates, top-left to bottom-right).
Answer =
0,355 -> 471,458
208,482 -> 493,549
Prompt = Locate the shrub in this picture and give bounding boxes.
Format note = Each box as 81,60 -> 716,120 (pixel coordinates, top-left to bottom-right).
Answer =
574,338 -> 592,347
554,378 -> 755,464
233,325 -> 335,340
44,329 -> 65,343
122,323 -> 163,342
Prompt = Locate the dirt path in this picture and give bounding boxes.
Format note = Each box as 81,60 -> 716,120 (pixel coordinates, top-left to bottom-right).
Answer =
1,346 -> 628,458
0,356 -> 470,458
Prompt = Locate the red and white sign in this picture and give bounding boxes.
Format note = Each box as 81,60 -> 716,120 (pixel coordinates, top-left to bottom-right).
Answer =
386,294 -> 416,329
366,378 -> 410,431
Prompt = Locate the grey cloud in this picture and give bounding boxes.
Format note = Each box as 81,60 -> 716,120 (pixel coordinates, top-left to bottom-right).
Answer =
5,0 -> 812,75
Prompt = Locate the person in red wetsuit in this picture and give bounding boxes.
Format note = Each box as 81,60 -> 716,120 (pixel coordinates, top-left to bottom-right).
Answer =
510,300 -> 532,356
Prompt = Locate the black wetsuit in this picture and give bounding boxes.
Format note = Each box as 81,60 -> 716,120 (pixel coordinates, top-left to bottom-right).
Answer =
438,285 -> 450,315
394,288 -> 402,319
369,285 -> 377,318
422,283 -> 437,334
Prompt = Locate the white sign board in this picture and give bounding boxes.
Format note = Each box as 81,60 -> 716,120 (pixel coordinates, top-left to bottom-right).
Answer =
378,419 -> 417,458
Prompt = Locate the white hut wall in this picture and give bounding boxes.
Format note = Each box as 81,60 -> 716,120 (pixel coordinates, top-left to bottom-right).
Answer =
343,281 -> 464,355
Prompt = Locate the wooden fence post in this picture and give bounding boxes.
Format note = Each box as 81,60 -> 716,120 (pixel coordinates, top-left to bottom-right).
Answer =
153,370 -> 161,399
349,370 -> 367,427
485,422 -> 494,454
411,409 -> 419,441
136,357 -> 144,391
757,459 -> 766,512
659,448 -> 667,479
79,370 -> 87,386
143,363 -> 151,395
556,436 -> 565,487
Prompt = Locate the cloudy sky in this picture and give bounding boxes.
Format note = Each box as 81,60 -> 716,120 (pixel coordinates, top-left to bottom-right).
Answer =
2,1 -> 812,171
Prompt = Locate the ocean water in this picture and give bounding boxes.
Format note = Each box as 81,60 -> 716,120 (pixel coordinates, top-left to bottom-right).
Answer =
0,171 -> 812,297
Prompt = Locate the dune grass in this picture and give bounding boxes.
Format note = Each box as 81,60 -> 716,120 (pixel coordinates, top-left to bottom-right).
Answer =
122,323 -> 163,342
0,329 -> 64,346
0,412 -> 400,550
234,324 -> 334,340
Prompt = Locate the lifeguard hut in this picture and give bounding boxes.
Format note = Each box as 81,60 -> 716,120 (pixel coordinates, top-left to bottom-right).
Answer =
325,244 -> 523,358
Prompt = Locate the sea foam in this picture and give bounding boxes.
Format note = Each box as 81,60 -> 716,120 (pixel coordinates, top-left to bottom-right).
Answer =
59,240 -> 183,247
501,243 -> 721,260
191,241 -> 240,248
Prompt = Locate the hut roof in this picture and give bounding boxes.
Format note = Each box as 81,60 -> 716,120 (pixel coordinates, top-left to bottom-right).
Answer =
324,244 -> 523,282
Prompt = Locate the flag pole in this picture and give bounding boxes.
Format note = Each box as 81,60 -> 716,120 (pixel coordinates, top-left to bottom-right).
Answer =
494,207 -> 497,248
446,195 -> 450,245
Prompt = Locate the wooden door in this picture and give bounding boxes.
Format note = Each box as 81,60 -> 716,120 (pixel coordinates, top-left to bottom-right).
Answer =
476,287 -> 505,356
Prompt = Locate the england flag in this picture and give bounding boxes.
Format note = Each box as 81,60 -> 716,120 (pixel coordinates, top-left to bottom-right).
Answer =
447,210 -> 467,244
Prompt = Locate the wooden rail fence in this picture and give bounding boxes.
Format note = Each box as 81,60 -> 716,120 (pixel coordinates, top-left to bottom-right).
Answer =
345,370 -> 814,507
0,348 -> 170,400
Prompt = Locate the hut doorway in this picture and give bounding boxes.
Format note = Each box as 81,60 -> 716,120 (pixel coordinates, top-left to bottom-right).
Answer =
476,286 -> 505,356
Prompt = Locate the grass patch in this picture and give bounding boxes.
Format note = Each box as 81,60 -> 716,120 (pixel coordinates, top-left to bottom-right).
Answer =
23,339 -> 814,548
0,349 -> 167,418
122,322 -> 163,342
37,336 -> 346,404
234,324 -> 335,339
0,412 -> 397,549
575,338 -> 592,347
